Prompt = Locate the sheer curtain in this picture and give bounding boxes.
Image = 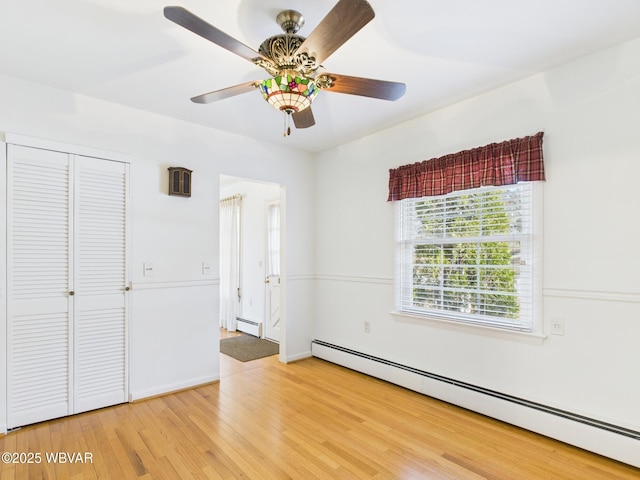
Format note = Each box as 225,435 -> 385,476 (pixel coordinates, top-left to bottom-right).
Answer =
219,194 -> 242,331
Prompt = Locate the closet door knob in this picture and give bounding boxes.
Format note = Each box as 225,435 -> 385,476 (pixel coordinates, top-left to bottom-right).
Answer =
69,291 -> 75,296
125,286 -> 130,291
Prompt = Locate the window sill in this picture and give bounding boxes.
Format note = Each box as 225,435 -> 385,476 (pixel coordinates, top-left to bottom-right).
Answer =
390,311 -> 547,345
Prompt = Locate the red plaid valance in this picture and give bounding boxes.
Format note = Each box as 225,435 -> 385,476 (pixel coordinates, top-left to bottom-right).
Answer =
387,132 -> 545,201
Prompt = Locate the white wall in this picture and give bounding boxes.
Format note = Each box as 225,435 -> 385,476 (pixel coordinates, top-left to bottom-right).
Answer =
0,73 -> 315,424
214,148 -> 316,361
2,32 -> 637,465
219,177 -> 280,328
313,37 -> 640,463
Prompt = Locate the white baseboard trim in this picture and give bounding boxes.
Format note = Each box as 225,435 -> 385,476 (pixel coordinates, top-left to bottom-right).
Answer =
130,374 -> 220,402
285,350 -> 312,363
312,340 -> 640,468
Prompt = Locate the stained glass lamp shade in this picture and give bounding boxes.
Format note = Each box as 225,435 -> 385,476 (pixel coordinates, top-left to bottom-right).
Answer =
260,72 -> 318,113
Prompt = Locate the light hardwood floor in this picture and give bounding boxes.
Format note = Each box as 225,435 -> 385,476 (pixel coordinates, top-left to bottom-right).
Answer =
1,330 -> 638,479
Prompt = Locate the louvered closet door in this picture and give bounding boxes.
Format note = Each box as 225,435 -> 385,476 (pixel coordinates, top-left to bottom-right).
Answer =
6,145 -> 73,428
73,156 -> 129,413
7,144 -> 130,428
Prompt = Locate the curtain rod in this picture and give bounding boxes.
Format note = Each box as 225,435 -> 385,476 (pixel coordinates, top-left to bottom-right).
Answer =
220,193 -> 243,203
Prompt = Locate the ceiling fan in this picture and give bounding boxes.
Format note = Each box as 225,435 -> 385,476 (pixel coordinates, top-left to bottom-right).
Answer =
164,0 -> 406,136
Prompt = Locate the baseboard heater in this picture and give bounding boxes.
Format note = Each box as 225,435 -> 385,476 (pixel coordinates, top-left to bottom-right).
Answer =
236,317 -> 262,337
311,340 -> 640,444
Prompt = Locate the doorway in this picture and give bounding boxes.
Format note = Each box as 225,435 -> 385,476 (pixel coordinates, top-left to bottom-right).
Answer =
219,176 -> 284,347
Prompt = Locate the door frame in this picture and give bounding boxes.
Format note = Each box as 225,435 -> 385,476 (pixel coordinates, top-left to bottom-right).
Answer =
219,176 -> 286,360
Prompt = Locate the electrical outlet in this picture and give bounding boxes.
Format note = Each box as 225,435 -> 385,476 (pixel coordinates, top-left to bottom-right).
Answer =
364,321 -> 371,333
551,318 -> 565,336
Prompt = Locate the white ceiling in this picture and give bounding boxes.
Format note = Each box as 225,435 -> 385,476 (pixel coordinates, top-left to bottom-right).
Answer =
2,0 -> 640,153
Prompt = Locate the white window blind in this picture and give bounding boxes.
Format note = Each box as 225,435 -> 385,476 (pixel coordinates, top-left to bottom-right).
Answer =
398,183 -> 534,331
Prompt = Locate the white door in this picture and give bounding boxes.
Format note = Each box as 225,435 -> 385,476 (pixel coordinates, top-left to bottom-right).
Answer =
73,156 -> 129,414
7,145 -> 73,427
6,144 -> 129,428
264,202 -> 281,342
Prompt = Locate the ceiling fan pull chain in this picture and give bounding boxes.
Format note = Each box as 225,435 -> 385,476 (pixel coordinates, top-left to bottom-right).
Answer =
283,111 -> 292,137
283,111 -> 287,137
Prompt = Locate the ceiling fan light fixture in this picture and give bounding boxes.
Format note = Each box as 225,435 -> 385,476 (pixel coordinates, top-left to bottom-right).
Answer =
164,1 -> 404,136
259,72 -> 318,114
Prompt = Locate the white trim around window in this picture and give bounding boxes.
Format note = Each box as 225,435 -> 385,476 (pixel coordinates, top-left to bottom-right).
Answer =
394,182 -> 544,339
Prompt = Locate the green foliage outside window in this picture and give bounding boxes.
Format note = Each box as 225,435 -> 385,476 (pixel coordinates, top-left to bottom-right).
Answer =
410,189 -> 521,320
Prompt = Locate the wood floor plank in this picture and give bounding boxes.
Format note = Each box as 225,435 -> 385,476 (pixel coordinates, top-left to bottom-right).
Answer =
1,335 -> 638,479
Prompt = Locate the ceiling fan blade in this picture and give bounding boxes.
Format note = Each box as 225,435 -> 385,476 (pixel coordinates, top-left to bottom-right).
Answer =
292,108 -> 316,129
191,81 -> 259,104
318,74 -> 406,101
164,6 -> 266,64
297,0 -> 375,65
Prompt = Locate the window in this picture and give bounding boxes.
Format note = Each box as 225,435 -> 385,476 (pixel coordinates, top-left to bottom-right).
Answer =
398,182 -> 537,331
266,202 -> 281,277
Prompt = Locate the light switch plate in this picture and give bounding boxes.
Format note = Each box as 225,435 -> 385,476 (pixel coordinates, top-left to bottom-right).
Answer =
143,262 -> 154,277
